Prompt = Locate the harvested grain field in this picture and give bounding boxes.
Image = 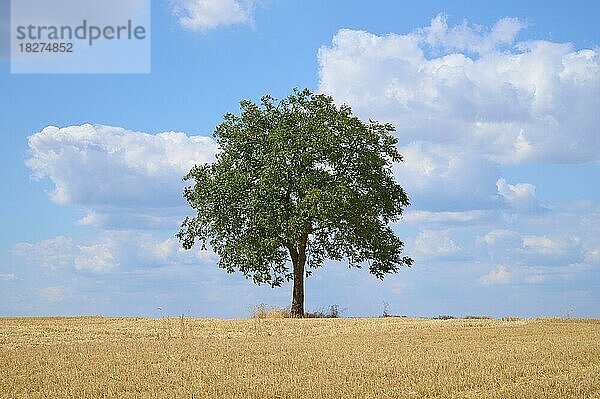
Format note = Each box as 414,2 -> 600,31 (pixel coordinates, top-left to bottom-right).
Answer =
1,317 -> 598,398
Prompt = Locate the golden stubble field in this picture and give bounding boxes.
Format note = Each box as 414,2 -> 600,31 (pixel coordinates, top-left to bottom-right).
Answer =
0,316 -> 598,398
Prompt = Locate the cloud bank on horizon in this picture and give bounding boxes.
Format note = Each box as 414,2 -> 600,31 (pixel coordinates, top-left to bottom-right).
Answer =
10,14 -> 600,317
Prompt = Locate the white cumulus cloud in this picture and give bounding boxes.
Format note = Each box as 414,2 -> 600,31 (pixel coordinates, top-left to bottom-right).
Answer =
402,210 -> 492,225
479,265 -> 510,285
480,229 -> 523,263
74,243 -> 117,272
413,229 -> 461,260
496,178 -> 541,212
12,236 -> 77,271
172,0 -> 254,31
12,235 -> 116,273
26,124 -> 217,229
12,231 -> 217,273
422,14 -> 526,55
522,235 -> 583,262
318,14 -> 600,164
480,228 -> 585,268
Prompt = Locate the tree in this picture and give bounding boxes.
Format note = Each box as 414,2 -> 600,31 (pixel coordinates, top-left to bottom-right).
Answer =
178,88 -> 413,317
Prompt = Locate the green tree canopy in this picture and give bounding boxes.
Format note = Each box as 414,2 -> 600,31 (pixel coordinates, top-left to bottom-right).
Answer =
178,88 -> 412,317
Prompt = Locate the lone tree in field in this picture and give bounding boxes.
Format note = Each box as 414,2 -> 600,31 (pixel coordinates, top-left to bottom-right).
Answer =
178,88 -> 413,317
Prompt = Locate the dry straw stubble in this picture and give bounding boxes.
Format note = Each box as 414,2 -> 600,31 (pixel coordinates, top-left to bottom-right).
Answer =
0,316 -> 599,398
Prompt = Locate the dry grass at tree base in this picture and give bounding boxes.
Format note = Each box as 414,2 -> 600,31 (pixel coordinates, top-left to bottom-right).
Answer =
250,304 -> 342,319
0,317 -> 599,398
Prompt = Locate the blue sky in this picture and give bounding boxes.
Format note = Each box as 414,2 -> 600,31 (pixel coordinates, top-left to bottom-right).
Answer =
1,0 -> 599,318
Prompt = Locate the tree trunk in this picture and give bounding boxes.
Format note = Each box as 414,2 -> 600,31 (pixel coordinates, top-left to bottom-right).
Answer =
289,235 -> 307,318
290,254 -> 305,317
